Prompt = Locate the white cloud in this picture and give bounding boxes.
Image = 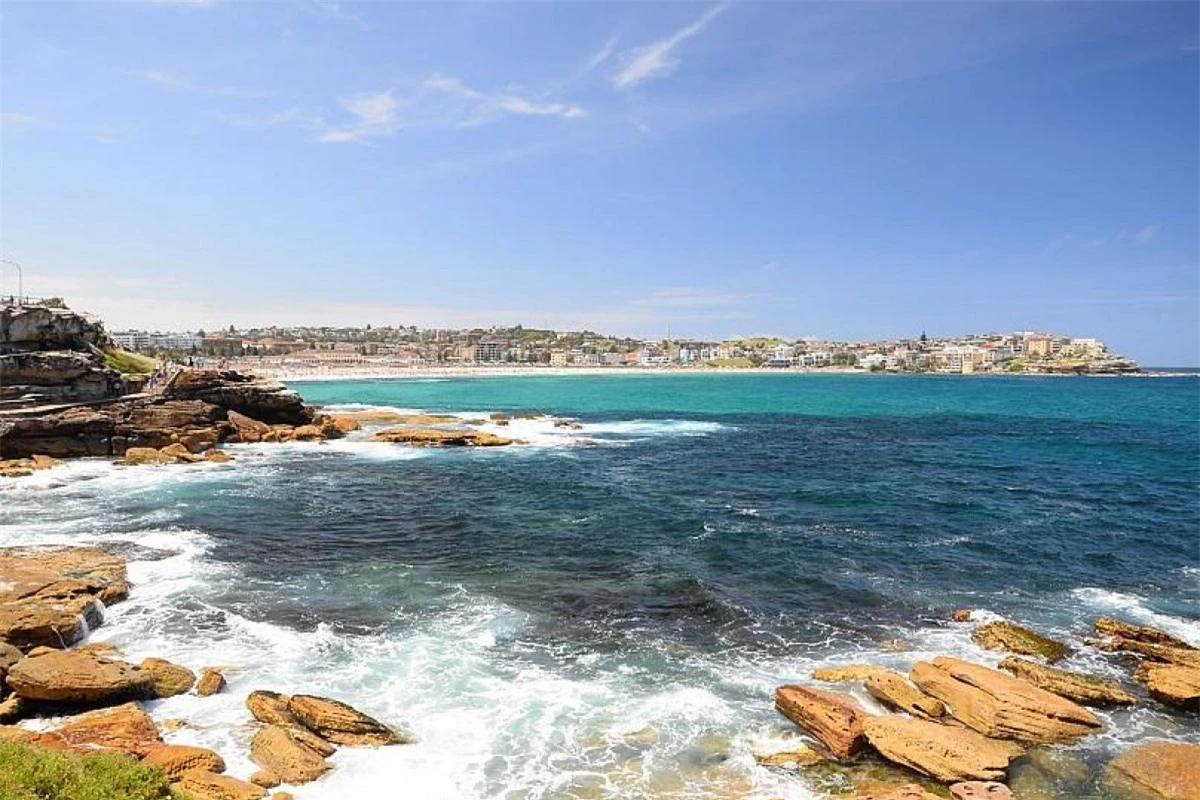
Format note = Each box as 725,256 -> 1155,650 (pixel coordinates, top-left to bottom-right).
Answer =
426,76 -> 586,123
139,68 -> 270,98
319,90 -> 402,143
1136,223 -> 1161,243
582,37 -> 620,74
613,3 -> 729,90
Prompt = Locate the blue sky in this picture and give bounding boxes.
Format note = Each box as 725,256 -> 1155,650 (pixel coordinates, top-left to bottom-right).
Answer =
1,1 -> 1197,363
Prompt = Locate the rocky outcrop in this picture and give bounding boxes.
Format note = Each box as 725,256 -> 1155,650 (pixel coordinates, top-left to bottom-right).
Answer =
196,667 -> 226,696
1095,617 -> 1195,651
773,684 -> 867,759
1134,662 -> 1200,711
0,547 -> 127,650
140,657 -> 196,698
287,693 -> 407,746
246,689 -> 297,726
167,370 -> 313,426
1103,741 -> 1200,800
372,427 -> 516,447
141,744 -> 227,780
0,454 -> 62,478
249,725 -> 331,784
865,669 -> 945,719
971,621 -> 1069,662
5,649 -> 153,703
0,351 -> 124,405
862,715 -> 1023,782
50,701 -> 161,755
0,305 -> 112,353
910,657 -> 1101,743
812,664 -> 890,682
177,770 -> 267,800
998,656 -> 1137,706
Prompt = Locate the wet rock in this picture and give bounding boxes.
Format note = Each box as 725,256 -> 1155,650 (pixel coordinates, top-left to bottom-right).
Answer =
773,684 -> 867,760
971,621 -> 1069,662
227,411 -> 271,443
140,657 -> 196,698
141,744 -> 226,780
320,414 -> 360,436
0,454 -> 62,478
812,664 -> 890,682
52,701 -> 161,755
0,693 -> 25,722
951,609 -> 975,622
196,667 -> 226,696
998,656 -> 1136,706
950,781 -> 1015,800
177,769 -> 268,800
249,770 -> 281,788
289,424 -> 325,441
1095,617 -> 1195,651
122,446 -> 175,465
285,725 -> 336,758
865,669 -> 945,719
372,427 -> 516,447
0,546 -> 127,649
246,690 -> 298,726
1134,662 -> 1200,711
287,693 -> 408,746
862,715 -> 1024,782
204,449 -> 234,463
753,742 -> 826,768
250,725 -> 332,784
1090,637 -> 1200,669
857,786 -> 944,800
5,648 -> 153,703
909,656 -> 1101,743
1103,741 -> 1200,800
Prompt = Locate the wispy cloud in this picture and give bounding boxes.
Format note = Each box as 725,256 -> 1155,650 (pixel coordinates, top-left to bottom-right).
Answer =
307,0 -> 368,31
216,107 -> 320,130
613,3 -> 729,90
425,76 -> 586,123
1136,223 -> 1161,243
0,112 -> 39,128
319,90 -> 402,143
581,37 -> 620,75
139,68 -> 270,98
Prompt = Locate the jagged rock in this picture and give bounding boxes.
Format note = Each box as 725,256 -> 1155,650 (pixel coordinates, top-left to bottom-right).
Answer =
773,684 -> 866,760
1089,637 -> 1200,668
812,664 -> 890,682
177,769 -> 267,800
140,657 -> 196,697
249,770 -> 281,788
196,667 -> 226,696
998,656 -> 1136,706
950,781 -> 1015,800
1103,741 -> 1200,800
287,693 -> 407,746
51,701 -> 161,755
910,657 -> 1100,743
862,715 -> 1024,782
168,369 -> 313,426
971,621 -> 1069,662
249,725 -> 332,784
1,305 -> 113,353
372,427 -> 516,447
141,744 -> 226,779
227,411 -> 271,443
5,649 -> 153,703
865,669 -> 945,718
246,689 -> 298,726
1134,662 -> 1200,711
1095,617 -> 1195,650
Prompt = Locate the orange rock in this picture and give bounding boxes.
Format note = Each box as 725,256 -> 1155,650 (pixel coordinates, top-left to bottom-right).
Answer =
6,649 -> 153,703
141,744 -> 226,780
287,693 -> 407,747
52,701 -> 161,755
249,725 -> 331,784
865,669 -> 945,719
863,715 -> 1023,783
140,657 -> 196,698
773,684 -> 866,760
1095,617 -> 1195,650
177,769 -> 267,800
246,690 -> 297,726
1103,741 -> 1200,800
196,667 -> 226,696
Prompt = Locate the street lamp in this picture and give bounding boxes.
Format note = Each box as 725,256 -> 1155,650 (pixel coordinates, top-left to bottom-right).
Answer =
0,259 -> 23,306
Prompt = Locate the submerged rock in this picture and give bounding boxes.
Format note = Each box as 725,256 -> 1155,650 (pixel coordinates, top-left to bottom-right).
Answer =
1102,741 -> 1200,800
372,427 -> 516,447
773,684 -> 867,760
971,621 -> 1069,662
862,715 -> 1023,783
910,656 -> 1101,743
998,656 -> 1136,706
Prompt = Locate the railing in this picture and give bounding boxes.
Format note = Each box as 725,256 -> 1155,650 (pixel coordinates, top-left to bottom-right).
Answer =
0,296 -> 60,308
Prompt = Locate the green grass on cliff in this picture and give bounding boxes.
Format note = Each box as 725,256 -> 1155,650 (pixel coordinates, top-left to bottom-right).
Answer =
0,741 -> 175,800
101,348 -> 159,375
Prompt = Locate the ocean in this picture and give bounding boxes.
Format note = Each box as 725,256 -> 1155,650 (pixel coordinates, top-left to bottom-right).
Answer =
3,373 -> 1197,798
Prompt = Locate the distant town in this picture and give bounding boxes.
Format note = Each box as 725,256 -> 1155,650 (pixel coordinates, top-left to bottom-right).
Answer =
109,323 -> 1141,375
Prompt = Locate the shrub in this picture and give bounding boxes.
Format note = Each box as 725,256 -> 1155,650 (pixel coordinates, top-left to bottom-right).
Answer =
0,741 -> 173,800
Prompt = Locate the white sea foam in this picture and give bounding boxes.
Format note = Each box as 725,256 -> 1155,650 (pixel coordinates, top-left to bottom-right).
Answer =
1071,587 -> 1200,646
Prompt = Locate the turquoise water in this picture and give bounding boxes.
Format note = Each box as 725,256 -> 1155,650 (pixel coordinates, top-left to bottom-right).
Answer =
2,373 -> 1197,798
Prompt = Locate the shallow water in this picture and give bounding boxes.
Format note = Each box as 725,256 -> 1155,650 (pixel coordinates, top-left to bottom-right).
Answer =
2,373 -> 1197,798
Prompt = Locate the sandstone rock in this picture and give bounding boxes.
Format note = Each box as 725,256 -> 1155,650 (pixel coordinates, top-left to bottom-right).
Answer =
246,689 -> 298,726
0,641 -> 22,676
910,657 -> 1101,743
227,411 -> 271,443
773,684 -> 866,760
196,667 -> 226,696
205,449 -> 234,463
950,781 -> 1015,800
287,693 -> 406,747
5,649 -> 153,703
273,793 -> 295,800
141,744 -> 226,780
52,701 -> 161,755
1103,741 -> 1200,800
161,442 -> 204,463
1134,662 -> 1200,711
177,769 -> 268,800
285,724 -> 337,758
289,424 -> 325,441
858,785 -> 944,800
249,770 -> 281,788
1090,637 -> 1200,668
865,669 -> 945,719
0,547 -> 128,649
1095,617 -> 1195,651
812,664 -> 889,682
167,369 -> 313,427
372,427 -> 516,447
27,645 -> 59,657
999,656 -> 1136,706
140,657 -> 196,697
972,621 -> 1068,662
951,609 -> 975,622
123,446 -> 174,465
250,725 -> 332,784
862,715 -> 1024,782
753,743 -> 825,767
0,692 -> 25,722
